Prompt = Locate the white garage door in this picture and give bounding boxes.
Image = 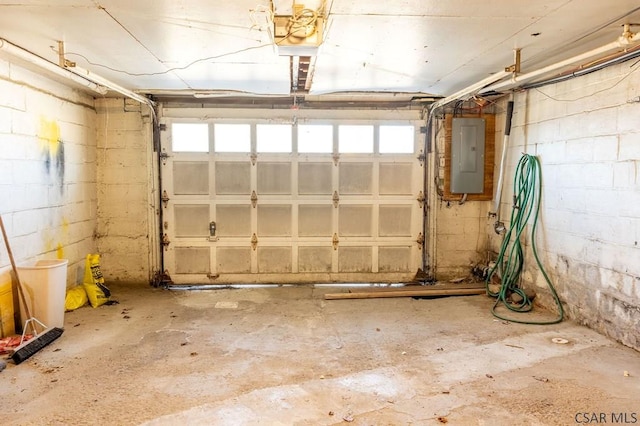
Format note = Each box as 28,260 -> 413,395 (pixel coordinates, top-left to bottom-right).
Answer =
160,117 -> 424,284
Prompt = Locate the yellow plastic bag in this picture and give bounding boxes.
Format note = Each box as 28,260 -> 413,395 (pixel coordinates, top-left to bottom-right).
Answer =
65,285 -> 88,311
82,254 -> 111,308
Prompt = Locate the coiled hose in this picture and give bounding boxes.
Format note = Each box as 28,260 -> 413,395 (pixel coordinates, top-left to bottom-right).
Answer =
485,154 -> 564,324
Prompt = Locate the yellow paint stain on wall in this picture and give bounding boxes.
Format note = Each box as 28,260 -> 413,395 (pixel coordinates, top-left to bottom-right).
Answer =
38,117 -> 61,155
56,243 -> 64,260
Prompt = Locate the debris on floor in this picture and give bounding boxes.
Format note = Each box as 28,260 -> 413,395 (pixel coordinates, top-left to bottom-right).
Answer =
0,335 -> 32,355
214,301 -> 239,309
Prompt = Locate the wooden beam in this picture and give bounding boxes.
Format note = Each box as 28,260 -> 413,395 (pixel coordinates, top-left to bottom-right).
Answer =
324,287 -> 485,300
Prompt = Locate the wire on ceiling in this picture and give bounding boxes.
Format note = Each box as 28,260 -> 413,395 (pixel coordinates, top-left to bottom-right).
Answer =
59,44 -> 271,77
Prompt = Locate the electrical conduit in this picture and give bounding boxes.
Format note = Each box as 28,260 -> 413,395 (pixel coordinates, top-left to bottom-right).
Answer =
492,99 -> 514,227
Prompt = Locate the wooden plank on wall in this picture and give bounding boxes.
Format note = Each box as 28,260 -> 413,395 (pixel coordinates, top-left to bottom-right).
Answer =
443,113 -> 495,201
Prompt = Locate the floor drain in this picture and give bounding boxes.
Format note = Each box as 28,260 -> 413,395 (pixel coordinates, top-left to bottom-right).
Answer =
551,337 -> 569,344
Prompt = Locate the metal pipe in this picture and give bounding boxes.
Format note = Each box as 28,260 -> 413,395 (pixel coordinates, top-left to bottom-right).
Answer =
431,70 -> 512,110
523,46 -> 640,90
492,99 -> 514,233
482,27 -> 640,94
0,38 -> 108,95
0,38 -> 156,110
69,64 -> 155,107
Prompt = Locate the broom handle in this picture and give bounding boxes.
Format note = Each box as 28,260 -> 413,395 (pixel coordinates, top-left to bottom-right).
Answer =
0,215 -> 33,321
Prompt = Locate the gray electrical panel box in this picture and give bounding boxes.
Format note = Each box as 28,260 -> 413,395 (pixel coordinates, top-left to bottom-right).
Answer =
451,117 -> 486,194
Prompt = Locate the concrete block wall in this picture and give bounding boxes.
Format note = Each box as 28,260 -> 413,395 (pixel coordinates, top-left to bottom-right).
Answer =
434,200 -> 491,279
0,57 -> 97,285
95,98 -> 155,283
490,60 -> 640,349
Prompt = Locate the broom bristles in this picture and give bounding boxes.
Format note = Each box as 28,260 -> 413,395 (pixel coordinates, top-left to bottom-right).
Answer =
11,327 -> 64,364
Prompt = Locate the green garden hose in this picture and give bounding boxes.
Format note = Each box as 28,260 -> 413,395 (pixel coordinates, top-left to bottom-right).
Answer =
485,154 -> 564,325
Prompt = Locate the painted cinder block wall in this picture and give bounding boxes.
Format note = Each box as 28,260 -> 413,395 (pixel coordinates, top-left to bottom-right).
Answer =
0,57 -> 97,284
94,98 -> 155,283
490,60 -> 640,349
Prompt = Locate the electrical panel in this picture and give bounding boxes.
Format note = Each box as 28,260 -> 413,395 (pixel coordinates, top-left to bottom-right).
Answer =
450,117 -> 486,194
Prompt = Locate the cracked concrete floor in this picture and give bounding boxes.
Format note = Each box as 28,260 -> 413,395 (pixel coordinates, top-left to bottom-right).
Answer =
1,282 -> 639,425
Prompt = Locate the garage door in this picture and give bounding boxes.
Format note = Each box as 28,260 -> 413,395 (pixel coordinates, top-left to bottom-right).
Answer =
160,118 -> 424,284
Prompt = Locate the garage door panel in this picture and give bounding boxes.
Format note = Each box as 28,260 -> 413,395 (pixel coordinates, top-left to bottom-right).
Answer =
339,163 -> 372,194
379,205 -> 412,236
299,205 -> 332,236
298,247 -> 332,272
299,163 -> 332,194
339,205 -> 373,237
217,247 -> 252,273
379,246 -> 411,272
258,205 -> 292,236
380,163 -> 413,195
339,247 -> 372,272
216,205 -> 252,237
257,162 -> 291,194
215,162 -> 251,194
175,204 -> 210,237
174,161 -> 209,195
163,119 -> 421,284
258,247 -> 292,273
175,247 -> 210,274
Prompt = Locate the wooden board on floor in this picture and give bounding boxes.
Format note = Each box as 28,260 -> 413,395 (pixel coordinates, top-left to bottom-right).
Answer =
324,284 -> 486,300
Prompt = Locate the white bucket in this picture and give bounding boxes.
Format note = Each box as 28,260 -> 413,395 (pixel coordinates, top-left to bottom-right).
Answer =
17,259 -> 69,329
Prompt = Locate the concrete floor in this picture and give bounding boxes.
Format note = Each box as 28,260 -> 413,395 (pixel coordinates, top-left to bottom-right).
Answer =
1,282 -> 639,425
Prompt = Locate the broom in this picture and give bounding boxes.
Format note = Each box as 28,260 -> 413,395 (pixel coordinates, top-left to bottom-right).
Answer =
0,215 -> 63,364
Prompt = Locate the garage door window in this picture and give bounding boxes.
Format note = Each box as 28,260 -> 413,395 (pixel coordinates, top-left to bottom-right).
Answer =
380,125 -> 414,153
257,124 -> 292,152
214,124 -> 251,153
338,125 -> 373,153
172,123 -> 209,152
298,124 -> 333,153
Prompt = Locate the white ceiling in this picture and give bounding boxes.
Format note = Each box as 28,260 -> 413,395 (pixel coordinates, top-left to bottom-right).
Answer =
1,0 -> 639,99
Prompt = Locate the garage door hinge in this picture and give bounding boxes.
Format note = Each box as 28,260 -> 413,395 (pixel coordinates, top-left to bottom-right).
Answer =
162,233 -> 170,250
161,190 -> 170,208
251,190 -> 258,208
251,233 -> 258,250
159,124 -> 167,131
332,233 -> 339,250
159,151 -> 170,165
417,149 -> 426,166
332,191 -> 339,208
333,154 -> 340,166
416,233 -> 424,250
417,191 -> 426,208
419,126 -> 428,134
